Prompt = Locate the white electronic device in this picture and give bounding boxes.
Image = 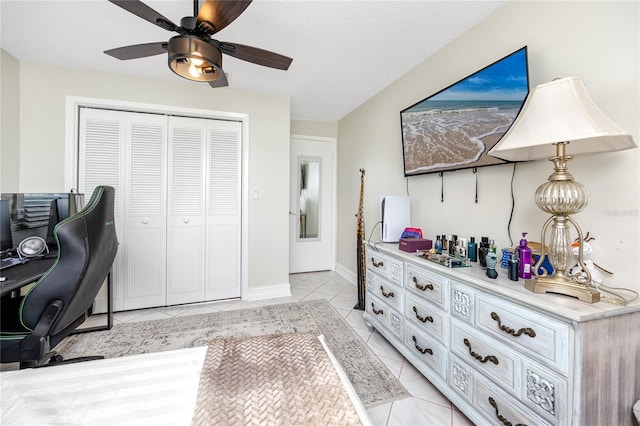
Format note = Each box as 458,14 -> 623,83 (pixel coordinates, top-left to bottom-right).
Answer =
380,195 -> 410,242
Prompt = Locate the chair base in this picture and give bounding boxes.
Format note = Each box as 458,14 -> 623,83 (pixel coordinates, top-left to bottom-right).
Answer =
19,351 -> 105,369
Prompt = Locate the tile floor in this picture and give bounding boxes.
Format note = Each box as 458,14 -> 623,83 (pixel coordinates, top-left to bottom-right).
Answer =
90,270 -> 474,426
3,271 -> 473,424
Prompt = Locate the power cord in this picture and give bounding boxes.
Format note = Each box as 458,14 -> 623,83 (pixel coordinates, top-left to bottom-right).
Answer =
506,163 -> 517,247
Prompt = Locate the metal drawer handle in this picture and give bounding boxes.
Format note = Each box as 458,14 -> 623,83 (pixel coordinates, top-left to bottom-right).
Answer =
412,306 -> 433,323
488,397 -> 528,426
490,312 -> 536,338
464,338 -> 499,365
380,285 -> 395,298
371,303 -> 384,316
412,276 -> 434,291
412,335 -> 433,355
371,258 -> 384,268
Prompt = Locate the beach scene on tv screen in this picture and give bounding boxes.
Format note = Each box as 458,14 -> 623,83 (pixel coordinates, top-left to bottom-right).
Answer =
401,48 -> 528,176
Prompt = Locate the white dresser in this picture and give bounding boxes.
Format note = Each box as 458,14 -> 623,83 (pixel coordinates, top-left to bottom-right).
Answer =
363,242 -> 640,426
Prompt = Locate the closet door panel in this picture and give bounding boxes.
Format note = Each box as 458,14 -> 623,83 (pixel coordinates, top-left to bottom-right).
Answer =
122,114 -> 168,310
206,120 -> 242,300
207,223 -> 240,299
78,108 -> 126,311
166,117 -> 206,305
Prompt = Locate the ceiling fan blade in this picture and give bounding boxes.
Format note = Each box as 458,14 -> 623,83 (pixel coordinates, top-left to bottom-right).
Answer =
108,0 -> 178,32
218,42 -> 292,70
197,0 -> 252,34
104,42 -> 168,60
209,71 -> 229,88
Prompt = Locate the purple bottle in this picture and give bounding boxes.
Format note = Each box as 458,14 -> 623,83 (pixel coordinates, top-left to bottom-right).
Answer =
517,232 -> 532,279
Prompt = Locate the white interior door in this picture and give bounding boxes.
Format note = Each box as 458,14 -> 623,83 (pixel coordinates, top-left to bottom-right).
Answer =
289,136 -> 336,273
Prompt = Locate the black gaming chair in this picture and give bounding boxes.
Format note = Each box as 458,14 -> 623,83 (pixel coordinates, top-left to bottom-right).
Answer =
0,186 -> 118,368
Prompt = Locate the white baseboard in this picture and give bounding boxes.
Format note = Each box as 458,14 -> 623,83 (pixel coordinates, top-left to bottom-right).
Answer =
244,283 -> 292,301
335,263 -> 356,285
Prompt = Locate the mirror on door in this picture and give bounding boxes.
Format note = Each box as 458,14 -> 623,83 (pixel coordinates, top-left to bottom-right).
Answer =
298,157 -> 321,240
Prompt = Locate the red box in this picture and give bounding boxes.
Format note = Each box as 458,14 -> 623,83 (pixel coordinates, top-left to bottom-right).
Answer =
399,238 -> 433,253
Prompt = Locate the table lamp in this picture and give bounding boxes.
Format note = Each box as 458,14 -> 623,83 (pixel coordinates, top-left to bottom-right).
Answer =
488,76 -> 637,303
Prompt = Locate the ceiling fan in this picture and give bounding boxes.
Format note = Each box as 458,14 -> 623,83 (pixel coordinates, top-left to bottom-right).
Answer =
104,0 -> 292,88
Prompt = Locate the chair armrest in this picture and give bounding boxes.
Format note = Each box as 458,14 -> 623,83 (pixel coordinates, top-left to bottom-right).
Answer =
19,300 -> 63,362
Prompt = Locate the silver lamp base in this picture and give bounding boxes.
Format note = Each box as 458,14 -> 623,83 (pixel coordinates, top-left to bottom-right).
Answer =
526,142 -> 600,304
525,276 -> 600,303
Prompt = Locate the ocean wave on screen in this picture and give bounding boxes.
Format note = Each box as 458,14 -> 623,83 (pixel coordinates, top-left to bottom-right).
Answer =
401,108 -> 517,173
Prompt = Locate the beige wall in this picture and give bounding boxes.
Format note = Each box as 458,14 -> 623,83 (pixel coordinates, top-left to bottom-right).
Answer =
1,49 -> 20,192
338,1 -> 640,295
5,60 -> 291,291
291,119 -> 338,139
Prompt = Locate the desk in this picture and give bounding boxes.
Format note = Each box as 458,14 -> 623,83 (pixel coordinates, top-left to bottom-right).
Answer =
0,257 -> 112,332
1,257 -> 56,296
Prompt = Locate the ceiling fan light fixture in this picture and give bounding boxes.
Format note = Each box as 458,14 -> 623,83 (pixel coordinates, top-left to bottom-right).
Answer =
168,36 -> 222,82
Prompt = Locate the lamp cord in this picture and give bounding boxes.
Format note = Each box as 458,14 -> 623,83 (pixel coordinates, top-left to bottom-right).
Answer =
590,282 -> 639,306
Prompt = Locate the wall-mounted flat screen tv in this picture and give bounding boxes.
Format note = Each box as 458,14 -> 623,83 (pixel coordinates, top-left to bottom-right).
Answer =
400,47 -> 529,176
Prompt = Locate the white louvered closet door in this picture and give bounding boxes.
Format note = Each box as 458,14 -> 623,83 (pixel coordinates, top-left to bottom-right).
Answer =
79,108 -> 241,310
206,120 -> 242,300
123,113 -> 168,310
79,109 -> 167,311
166,116 -> 206,305
78,108 -> 125,313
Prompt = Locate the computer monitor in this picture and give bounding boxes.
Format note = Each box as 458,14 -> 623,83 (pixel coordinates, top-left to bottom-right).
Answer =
0,199 -> 12,252
45,198 -> 70,249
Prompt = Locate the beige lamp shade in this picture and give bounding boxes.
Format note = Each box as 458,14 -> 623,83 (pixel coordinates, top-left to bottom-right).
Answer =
488,76 -> 637,161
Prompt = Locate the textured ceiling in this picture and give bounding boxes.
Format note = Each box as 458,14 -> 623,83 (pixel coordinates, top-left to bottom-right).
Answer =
0,0 -> 505,121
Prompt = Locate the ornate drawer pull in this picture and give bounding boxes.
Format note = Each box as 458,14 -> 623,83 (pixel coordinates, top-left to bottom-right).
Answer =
380,286 -> 395,298
412,276 -> 434,291
412,335 -> 433,355
464,338 -> 499,365
488,397 -> 528,426
412,306 -> 433,323
371,258 -> 384,268
371,303 -> 384,316
491,312 -> 536,338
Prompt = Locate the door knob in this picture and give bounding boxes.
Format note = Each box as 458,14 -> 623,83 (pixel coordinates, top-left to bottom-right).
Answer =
142,218 -> 149,224
183,218 -> 190,224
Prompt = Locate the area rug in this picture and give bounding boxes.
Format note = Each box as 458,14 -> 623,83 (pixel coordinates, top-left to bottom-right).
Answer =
56,299 -> 409,407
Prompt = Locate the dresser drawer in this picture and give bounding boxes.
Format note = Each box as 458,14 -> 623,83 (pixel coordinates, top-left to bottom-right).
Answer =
476,294 -> 570,374
404,323 -> 447,379
405,293 -> 448,344
368,274 -> 403,313
474,374 -> 552,426
405,264 -> 448,309
366,249 -> 403,285
366,293 -> 404,339
451,320 -> 519,393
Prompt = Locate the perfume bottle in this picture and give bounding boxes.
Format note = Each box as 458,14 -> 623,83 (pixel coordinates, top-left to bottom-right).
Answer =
434,235 -> 443,254
468,237 -> 478,262
449,235 -> 458,256
508,252 -> 519,281
458,237 -> 467,259
479,237 -> 490,268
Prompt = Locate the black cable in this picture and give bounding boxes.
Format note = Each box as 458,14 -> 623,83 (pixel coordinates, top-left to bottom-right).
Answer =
473,168 -> 478,203
507,163 -> 517,247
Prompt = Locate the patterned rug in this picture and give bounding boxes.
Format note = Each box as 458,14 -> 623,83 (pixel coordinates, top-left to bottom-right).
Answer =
57,299 -> 409,407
